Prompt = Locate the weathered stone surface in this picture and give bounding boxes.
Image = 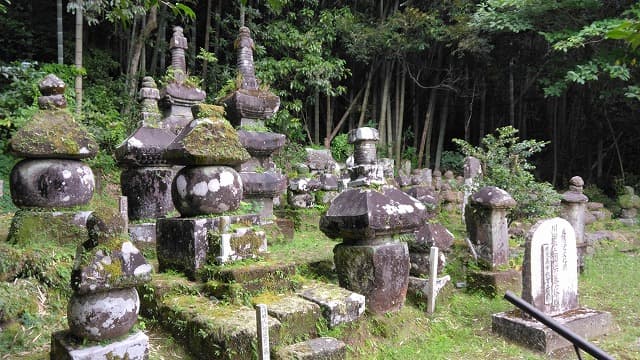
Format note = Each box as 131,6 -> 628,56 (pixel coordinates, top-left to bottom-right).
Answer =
85,207 -> 128,247
411,223 -> 454,252
492,308 -> 612,353
396,175 -> 411,187
470,186 -> 516,209
71,240 -> 152,294
156,214 -> 260,278
298,282 -> 365,328
411,168 -> 432,187
320,173 -> 339,191
333,241 -> 409,314
9,110 -> 98,159
289,178 -> 321,193
68,288 -> 140,341
238,130 -> 286,157
523,218 -> 578,316
120,167 -> 174,220
209,226 -> 267,264
128,223 -> 156,243
463,156 -> 482,179
252,294 -> 321,342
466,269 -> 521,297
114,126 -> 174,167
158,295 -> 281,360
305,148 -> 339,173
7,209 -> 91,246
349,127 -> 378,165
404,186 -> 438,210
164,116 -> 250,166
276,337 -> 346,360
288,193 -> 315,208
172,166 -> 243,216
221,88 -> 281,125
50,330 -> 149,360
409,249 -> 447,277
241,171 -> 287,198
10,159 -> 94,208
320,187 -> 426,243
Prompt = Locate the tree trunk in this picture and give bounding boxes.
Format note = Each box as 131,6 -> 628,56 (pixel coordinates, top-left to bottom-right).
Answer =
552,98 -> 558,186
325,87 -> 363,148
509,58 -> 515,127
358,62 -> 376,127
378,61 -> 393,154
201,0 -> 213,81
394,63 -> 406,167
314,90 -> 320,145
74,0 -> 83,115
325,94 -> 333,149
434,93 -> 449,171
125,6 -> 158,112
57,0 -> 63,64
479,77 -> 486,143
417,88 -> 437,169
126,16 -> 139,76
150,3 -> 167,75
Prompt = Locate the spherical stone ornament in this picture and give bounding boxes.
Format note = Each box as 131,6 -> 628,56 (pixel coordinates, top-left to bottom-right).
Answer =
10,159 -> 95,208
172,166 -> 243,216
67,287 -> 140,341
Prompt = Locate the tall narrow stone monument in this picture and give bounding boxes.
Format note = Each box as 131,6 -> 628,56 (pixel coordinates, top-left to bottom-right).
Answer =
320,127 -> 426,314
492,218 -> 612,353
7,74 -> 97,244
560,176 -> 588,273
465,186 -> 520,296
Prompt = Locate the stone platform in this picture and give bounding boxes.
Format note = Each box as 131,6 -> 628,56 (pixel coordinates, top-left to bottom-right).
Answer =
50,330 -> 149,360
492,307 -> 612,353
275,337 -> 346,360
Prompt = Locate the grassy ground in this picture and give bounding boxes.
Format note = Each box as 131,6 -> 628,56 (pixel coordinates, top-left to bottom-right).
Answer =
1,207 -> 639,359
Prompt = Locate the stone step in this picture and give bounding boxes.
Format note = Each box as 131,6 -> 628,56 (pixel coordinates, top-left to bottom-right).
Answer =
298,282 -> 365,328
251,293 -> 322,345
201,263 -> 298,302
157,294 -> 282,360
275,337 -> 346,360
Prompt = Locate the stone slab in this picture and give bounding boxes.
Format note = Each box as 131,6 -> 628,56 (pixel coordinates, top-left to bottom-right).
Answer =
7,210 -> 91,246
156,214 -> 260,278
298,282 -> 365,328
492,308 -> 612,353
129,222 -> 157,243
466,269 -> 522,297
50,330 -> 149,360
252,294 -> 321,344
275,337 -> 346,360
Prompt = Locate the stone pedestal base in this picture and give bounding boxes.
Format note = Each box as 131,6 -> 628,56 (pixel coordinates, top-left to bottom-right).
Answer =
121,167 -> 174,220
333,241 -> 409,314
129,222 -> 156,244
7,210 -> 91,246
492,308 -> 612,353
157,214 -> 262,278
467,269 -> 521,297
50,330 -> 149,360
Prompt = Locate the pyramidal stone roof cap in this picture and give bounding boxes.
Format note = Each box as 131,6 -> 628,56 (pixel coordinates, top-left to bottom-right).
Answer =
470,186 -> 516,208
348,127 -> 379,143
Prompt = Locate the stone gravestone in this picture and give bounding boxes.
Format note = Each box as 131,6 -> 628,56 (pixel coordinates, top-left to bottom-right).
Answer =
465,186 -> 521,296
492,218 -> 612,353
560,176 -> 588,273
462,156 -> 482,221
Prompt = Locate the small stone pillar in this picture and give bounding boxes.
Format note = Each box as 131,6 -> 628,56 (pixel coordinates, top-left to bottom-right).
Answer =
432,170 -> 442,191
157,105 -> 267,278
7,74 -> 97,245
560,176 -> 588,272
492,218 -> 611,353
462,156 -> 482,221
288,164 -> 321,209
617,186 -> 640,226
51,208 -> 152,359
465,186 -> 520,296
160,26 -> 206,134
320,127 -> 427,314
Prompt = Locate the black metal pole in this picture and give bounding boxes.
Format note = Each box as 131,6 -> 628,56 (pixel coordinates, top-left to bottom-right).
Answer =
504,291 -> 614,360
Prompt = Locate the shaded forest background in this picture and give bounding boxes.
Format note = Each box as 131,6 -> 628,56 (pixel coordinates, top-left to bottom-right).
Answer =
1,0 -> 640,194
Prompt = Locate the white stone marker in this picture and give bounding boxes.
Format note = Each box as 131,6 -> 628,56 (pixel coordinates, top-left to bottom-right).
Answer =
119,196 -> 129,232
522,217 -> 578,316
427,246 -> 439,314
255,304 -> 270,360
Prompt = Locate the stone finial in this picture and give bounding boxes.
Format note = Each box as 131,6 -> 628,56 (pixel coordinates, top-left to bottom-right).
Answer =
348,127 -> 379,165
139,76 -> 161,126
169,26 -> 188,80
562,176 -> 588,203
568,176 -> 584,192
470,186 -> 516,209
237,26 -> 258,90
38,74 -> 67,109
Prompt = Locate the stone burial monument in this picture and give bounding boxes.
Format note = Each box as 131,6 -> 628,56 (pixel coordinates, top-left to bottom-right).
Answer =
156,104 -> 269,278
492,218 -> 612,353
7,74 -> 97,245
465,186 -> 521,296
50,208 -> 152,359
320,127 -> 427,314
219,25 -> 286,223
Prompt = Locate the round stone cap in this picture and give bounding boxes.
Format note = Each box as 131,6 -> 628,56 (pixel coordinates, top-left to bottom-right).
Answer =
39,74 -> 65,95
569,176 -> 584,188
470,186 -> 516,208
348,127 -> 379,143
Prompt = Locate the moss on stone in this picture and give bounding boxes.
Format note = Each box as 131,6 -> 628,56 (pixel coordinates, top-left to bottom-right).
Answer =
9,110 -> 98,158
7,210 -> 89,247
179,117 -> 250,165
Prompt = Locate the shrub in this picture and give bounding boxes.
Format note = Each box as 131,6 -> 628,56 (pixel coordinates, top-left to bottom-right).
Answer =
453,126 -> 560,222
330,132 -> 352,163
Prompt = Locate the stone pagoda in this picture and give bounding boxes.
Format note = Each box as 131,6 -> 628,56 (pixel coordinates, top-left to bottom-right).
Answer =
560,176 -> 589,272
115,77 -> 175,243
7,74 -> 97,244
51,208 -> 152,359
492,218 -> 612,353
320,127 -> 426,314
220,26 -> 286,223
156,104 -> 268,278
